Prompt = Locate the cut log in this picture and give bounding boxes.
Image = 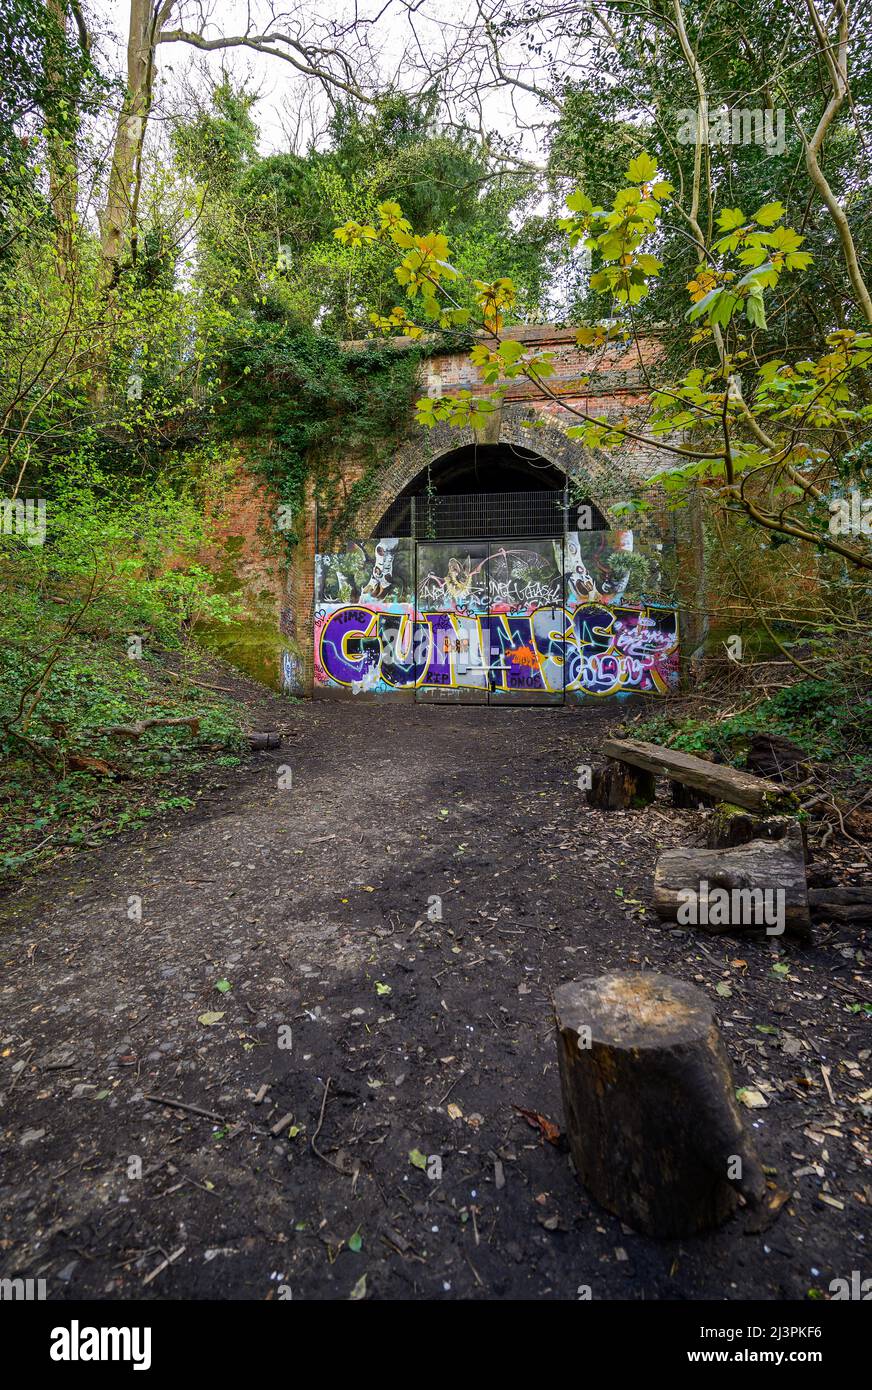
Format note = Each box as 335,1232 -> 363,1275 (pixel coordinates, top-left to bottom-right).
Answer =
248,732 -> 281,750
707,803 -> 806,853
587,761 -> 655,810
808,886 -> 872,925
554,972 -> 765,1237
653,837 -> 811,940
601,738 -> 790,813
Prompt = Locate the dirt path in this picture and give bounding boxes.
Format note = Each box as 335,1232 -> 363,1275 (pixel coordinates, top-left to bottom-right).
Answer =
0,687 -> 869,1301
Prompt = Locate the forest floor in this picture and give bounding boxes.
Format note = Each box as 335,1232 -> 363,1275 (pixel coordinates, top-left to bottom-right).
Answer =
0,671 -> 870,1301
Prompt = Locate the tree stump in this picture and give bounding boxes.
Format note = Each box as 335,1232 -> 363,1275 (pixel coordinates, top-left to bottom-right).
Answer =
588,761 -> 655,810
554,972 -> 765,1237
653,836 -> 811,939
707,803 -> 806,853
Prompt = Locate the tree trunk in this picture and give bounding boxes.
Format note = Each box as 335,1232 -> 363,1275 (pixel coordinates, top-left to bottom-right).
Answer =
653,837 -> 811,939
46,0 -> 81,281
554,972 -> 765,1237
99,0 -> 174,289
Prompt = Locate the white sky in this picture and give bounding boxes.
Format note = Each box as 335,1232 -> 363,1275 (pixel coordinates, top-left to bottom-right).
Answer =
92,0 -> 554,160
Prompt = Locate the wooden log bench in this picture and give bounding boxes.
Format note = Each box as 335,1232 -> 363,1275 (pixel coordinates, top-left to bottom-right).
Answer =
589,737 -> 792,813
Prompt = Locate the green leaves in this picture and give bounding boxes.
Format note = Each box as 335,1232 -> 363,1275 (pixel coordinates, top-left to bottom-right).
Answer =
752,201 -> 786,227
559,153 -> 669,307
717,208 -> 746,232
415,395 -> 440,428
735,262 -> 775,289
626,152 -> 658,184
744,284 -> 766,329
566,189 -> 594,215
690,198 -> 811,332
333,220 -> 377,248
687,286 -> 725,322
415,390 -> 503,430
498,339 -> 525,366
565,417 -> 628,448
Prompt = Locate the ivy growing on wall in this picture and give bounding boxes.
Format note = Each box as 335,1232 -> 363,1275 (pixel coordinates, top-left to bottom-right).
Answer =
218,324 -> 473,546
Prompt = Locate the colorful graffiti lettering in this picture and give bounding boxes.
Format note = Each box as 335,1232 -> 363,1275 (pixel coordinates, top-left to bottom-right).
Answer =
313,603 -> 679,697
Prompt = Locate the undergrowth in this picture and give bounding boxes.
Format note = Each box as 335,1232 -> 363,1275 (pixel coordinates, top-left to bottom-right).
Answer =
633,678 -> 872,782
0,639 -> 246,879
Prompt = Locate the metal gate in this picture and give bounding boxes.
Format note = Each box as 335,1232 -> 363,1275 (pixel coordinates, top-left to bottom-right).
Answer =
414,538 -> 566,705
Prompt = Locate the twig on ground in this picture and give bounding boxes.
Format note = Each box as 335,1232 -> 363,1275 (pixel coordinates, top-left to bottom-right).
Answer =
142,1245 -> 185,1286
310,1076 -> 346,1173
144,1093 -> 227,1122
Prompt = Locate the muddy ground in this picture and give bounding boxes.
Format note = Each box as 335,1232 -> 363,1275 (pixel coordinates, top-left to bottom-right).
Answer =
0,680 -> 870,1301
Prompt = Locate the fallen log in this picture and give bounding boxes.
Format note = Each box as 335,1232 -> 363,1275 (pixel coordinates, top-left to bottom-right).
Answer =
248,731 -> 281,750
653,837 -> 811,940
554,972 -> 765,1237
601,737 -> 790,813
808,886 -> 872,925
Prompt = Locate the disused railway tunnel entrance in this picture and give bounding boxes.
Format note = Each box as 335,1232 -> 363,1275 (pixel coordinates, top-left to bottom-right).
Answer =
312,440 -> 681,703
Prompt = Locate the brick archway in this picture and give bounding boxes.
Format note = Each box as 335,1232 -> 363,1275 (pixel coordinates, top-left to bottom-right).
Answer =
284,326 -> 683,695
353,404 -> 624,538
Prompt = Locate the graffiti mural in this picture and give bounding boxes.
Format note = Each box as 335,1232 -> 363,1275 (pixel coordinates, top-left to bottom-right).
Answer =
563,528 -> 659,607
316,538 -> 414,606
313,534 -> 679,699
416,540 -> 565,614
